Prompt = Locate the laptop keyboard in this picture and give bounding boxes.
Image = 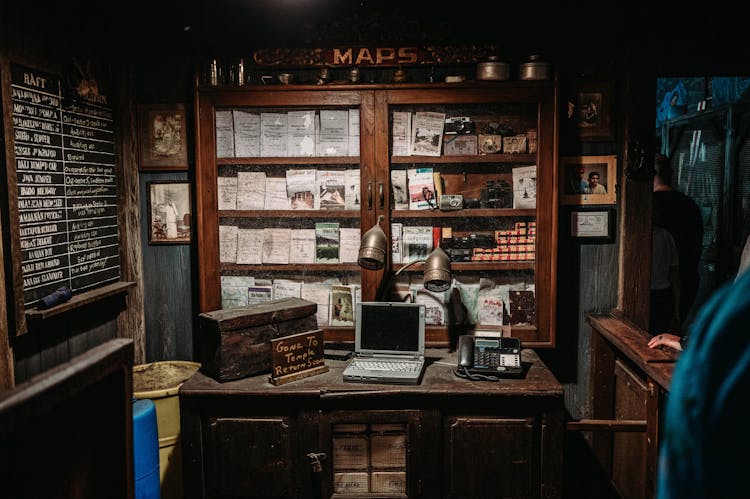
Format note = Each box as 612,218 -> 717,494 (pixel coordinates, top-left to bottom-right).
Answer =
351,359 -> 421,372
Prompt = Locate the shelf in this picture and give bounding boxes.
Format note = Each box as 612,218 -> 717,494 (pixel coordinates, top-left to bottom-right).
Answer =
221,263 -> 361,272
392,208 -> 536,218
394,261 -> 535,271
219,210 -> 360,218
25,281 -> 136,321
218,156 -> 359,165
391,154 -> 535,164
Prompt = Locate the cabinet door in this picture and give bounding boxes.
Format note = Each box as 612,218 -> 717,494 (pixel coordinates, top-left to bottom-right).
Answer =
444,416 -> 538,499
379,85 -> 558,347
204,416 -> 310,498
195,89 -> 378,340
319,409 -> 425,498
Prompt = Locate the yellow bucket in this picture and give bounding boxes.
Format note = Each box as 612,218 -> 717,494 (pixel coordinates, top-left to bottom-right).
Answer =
133,361 -> 200,499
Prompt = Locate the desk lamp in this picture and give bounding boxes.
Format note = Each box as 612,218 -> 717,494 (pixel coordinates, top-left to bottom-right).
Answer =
358,216 -> 452,300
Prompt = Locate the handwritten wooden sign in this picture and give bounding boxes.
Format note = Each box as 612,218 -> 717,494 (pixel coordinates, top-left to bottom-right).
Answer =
269,329 -> 328,385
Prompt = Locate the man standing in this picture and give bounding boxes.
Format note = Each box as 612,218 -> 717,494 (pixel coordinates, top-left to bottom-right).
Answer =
653,154 -> 704,325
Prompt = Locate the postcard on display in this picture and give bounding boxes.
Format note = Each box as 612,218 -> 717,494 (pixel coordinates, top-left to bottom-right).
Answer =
287,110 -> 316,157
315,222 -> 340,263
264,177 -> 291,210
401,225 -> 433,263
301,282 -> 331,327
411,111 -> 445,157
330,284 -> 356,326
217,176 -> 238,210
391,222 -> 403,264
512,165 -> 537,209
348,108 -> 360,156
272,279 -> 302,299
288,228 -> 316,264
233,110 -> 261,157
261,228 -> 292,264
407,167 -> 435,210
391,170 -> 409,210
316,170 -> 346,210
260,112 -> 288,157
236,171 -> 266,210
392,111 -> 412,156
235,228 -> 265,265
338,227 -> 361,263
413,285 -> 448,325
219,225 -> 238,263
221,275 -> 255,309
286,169 -> 317,209
344,169 -> 361,210
215,110 -> 235,158
318,110 -> 349,156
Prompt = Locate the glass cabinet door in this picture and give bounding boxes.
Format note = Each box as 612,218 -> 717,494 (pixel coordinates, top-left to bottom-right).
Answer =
195,89 -> 376,340
378,86 -> 557,347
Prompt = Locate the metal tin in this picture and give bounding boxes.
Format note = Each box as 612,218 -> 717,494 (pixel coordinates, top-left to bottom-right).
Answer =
519,54 -> 552,80
476,57 -> 510,81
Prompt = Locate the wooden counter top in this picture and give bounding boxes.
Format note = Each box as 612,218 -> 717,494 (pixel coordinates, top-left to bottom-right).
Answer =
587,313 -> 677,390
180,348 -> 563,402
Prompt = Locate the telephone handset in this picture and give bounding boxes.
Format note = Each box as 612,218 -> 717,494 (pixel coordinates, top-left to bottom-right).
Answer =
455,334 -> 523,381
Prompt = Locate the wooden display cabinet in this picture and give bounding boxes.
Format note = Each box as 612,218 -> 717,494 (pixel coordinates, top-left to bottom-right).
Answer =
194,80 -> 558,347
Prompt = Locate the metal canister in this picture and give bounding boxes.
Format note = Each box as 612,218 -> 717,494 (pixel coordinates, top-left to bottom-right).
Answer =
476,56 -> 510,81
519,54 -> 552,80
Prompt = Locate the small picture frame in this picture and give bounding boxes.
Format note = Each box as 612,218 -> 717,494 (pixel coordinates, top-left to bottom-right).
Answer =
559,155 -> 617,205
147,181 -> 192,244
138,104 -> 189,171
569,207 -> 616,243
566,81 -> 614,141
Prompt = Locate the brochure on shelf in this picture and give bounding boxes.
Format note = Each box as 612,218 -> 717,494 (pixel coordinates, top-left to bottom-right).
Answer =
233,110 -> 261,157
219,225 -> 238,263
215,110 -> 235,158
237,171 -> 266,210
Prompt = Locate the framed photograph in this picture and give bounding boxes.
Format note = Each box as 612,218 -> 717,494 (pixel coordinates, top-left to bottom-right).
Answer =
566,81 -> 614,141
569,207 -> 616,243
138,104 -> 189,171
559,155 -> 617,205
147,181 -> 192,244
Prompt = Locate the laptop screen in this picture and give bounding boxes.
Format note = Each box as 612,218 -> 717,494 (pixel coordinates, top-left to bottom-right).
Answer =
356,302 -> 426,356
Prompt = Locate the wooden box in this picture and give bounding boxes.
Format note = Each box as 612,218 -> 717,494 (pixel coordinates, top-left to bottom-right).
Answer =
197,297 -> 318,382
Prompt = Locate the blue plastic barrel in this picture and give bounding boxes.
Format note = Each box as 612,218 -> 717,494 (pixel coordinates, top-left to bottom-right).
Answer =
133,398 -> 160,499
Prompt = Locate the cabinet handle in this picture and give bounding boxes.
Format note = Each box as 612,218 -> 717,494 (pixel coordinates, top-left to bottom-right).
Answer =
378,182 -> 384,209
306,452 -> 327,473
367,182 -> 373,210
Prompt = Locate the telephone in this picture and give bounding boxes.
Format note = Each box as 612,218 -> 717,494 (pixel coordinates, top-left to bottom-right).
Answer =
454,334 -> 523,381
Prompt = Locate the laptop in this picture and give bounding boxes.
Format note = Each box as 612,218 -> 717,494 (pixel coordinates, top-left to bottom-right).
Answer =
342,301 -> 427,385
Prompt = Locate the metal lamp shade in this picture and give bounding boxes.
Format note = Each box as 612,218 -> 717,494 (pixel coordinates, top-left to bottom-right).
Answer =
357,222 -> 388,270
423,247 -> 451,292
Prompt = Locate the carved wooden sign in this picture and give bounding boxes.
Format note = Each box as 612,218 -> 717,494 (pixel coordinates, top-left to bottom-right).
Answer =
269,328 -> 328,385
252,44 -> 498,67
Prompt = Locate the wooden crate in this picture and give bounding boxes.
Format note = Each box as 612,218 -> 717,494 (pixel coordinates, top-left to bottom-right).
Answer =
333,472 -> 369,494
197,298 -> 317,382
372,471 -> 407,493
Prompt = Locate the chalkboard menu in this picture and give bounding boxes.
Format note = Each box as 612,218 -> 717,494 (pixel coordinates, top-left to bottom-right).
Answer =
8,63 -> 120,310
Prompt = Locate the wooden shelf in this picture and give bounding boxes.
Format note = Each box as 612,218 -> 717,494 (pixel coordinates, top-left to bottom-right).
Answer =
219,209 -> 360,218
25,281 -> 136,321
218,156 -> 359,165
392,208 -> 536,218
220,263 -> 361,272
394,261 -> 534,272
391,154 -> 535,164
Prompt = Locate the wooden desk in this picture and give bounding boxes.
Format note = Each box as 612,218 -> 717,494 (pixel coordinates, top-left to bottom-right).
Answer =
587,314 -> 677,499
180,348 -> 563,499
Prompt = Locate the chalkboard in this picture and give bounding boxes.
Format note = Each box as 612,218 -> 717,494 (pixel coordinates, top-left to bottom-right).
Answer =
6,62 -> 120,322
